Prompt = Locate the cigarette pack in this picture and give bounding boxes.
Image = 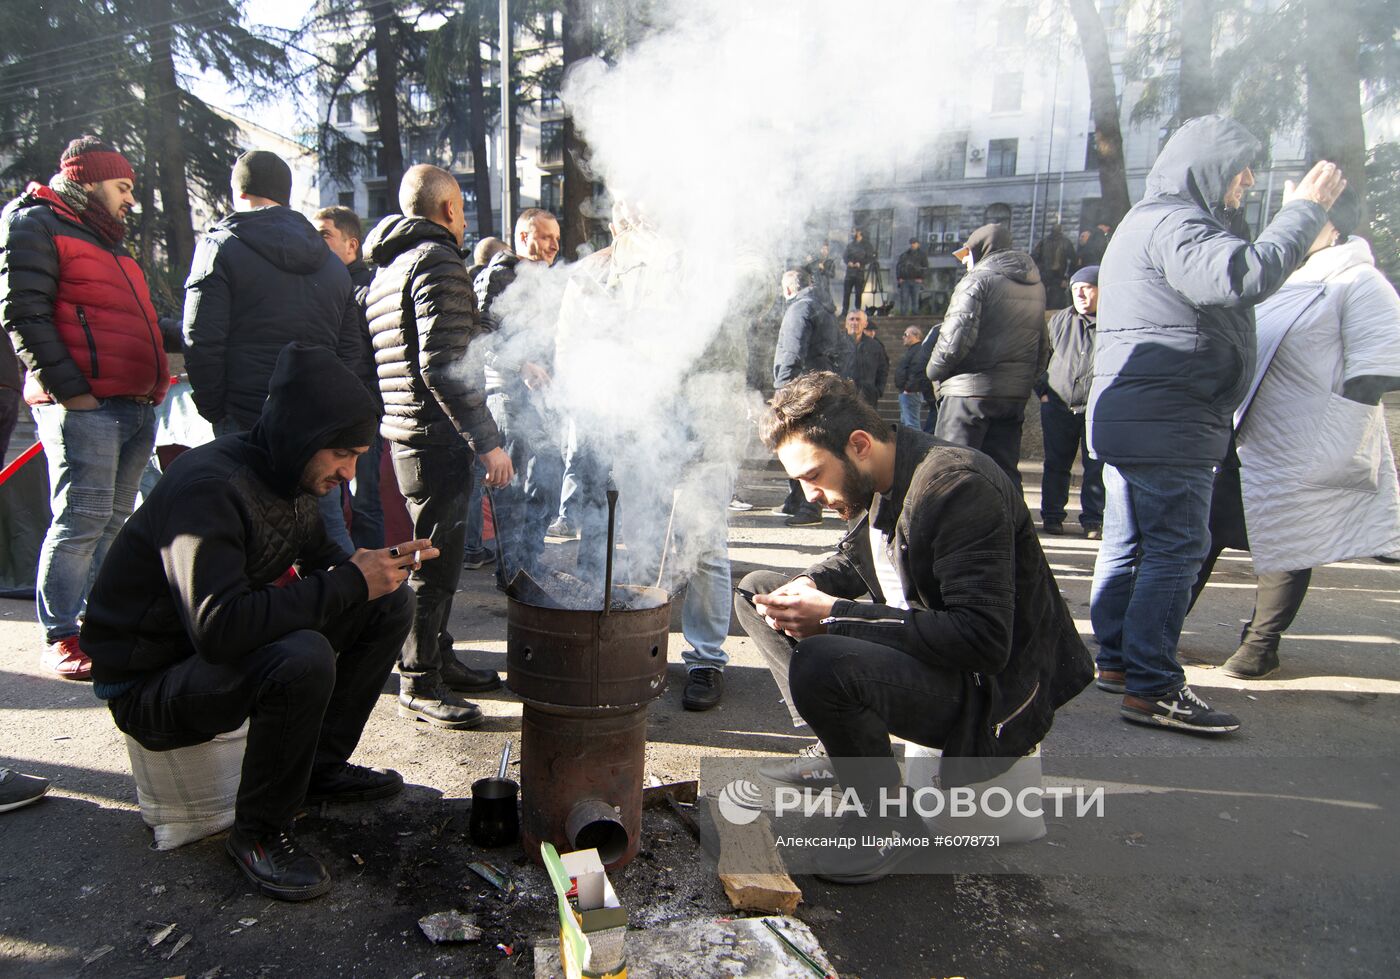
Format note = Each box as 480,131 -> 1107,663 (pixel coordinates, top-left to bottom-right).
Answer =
542,843 -> 628,979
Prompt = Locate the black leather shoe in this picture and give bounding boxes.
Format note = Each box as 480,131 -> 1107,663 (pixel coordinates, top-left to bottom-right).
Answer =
305,764 -> 404,804
398,682 -> 485,729
682,667 -> 724,711
441,656 -> 502,692
226,827 -> 331,901
1043,520 -> 1064,535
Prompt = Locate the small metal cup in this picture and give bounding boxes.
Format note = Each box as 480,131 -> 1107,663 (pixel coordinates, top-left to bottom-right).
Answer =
469,777 -> 520,848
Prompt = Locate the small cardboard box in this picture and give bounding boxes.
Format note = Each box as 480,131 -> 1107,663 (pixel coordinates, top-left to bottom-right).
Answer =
542,843 -> 627,979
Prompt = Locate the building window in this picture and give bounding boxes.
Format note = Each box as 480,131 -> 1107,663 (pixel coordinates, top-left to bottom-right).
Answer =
921,138 -> 966,182
540,175 -> 562,213
991,74 -> 1022,113
539,120 -> 564,166
1084,132 -> 1100,171
986,139 -> 1018,177
917,206 -> 962,253
334,43 -> 352,69
984,203 -> 1013,226
406,131 -> 442,167
997,6 -> 1028,46
369,189 -> 390,219
338,191 -> 356,209
335,94 -> 353,125
852,208 -> 894,263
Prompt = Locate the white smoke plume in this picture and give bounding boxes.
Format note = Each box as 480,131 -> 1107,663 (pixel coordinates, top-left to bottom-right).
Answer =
488,0 -> 1003,599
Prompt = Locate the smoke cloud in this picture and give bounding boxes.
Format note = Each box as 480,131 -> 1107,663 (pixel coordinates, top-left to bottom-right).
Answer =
488,0 -> 1002,599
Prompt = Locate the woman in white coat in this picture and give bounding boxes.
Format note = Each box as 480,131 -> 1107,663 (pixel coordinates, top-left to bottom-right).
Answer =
1203,186 -> 1400,678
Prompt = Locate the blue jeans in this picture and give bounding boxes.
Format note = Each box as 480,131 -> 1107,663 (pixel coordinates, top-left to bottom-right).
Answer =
350,436 -> 385,550
317,485 -> 356,557
465,457 -> 487,552
487,391 -> 564,589
33,398 -> 156,641
897,281 -> 921,315
1090,463 -> 1215,698
1039,397 -> 1104,528
898,392 -> 923,429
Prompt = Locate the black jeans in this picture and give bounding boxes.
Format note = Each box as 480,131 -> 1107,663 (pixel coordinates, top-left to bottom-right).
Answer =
1188,464 -> 1312,655
735,570 -> 964,806
935,395 -> 1026,489
841,272 -> 866,315
782,480 -> 820,520
1039,396 -> 1104,527
110,586 -> 413,834
390,441 -> 474,678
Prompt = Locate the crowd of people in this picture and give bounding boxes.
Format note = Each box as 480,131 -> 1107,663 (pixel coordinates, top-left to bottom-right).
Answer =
1,114 -> 1396,894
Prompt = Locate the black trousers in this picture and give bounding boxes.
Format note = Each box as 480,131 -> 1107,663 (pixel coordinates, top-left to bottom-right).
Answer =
390,441 -> 474,678
735,570 -> 964,805
110,586 -> 413,834
782,480 -> 820,520
1039,396 -> 1104,527
841,272 -> 866,315
935,395 -> 1026,489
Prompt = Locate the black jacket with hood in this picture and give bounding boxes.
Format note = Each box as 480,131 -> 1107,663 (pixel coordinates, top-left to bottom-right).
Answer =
1087,115 -> 1328,466
183,206 -> 363,429
82,343 -> 380,692
363,215 -> 500,452
927,233 -> 1048,400
800,427 -> 1092,767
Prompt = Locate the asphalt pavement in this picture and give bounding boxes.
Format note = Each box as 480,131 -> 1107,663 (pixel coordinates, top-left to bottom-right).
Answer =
1,457 -> 1397,978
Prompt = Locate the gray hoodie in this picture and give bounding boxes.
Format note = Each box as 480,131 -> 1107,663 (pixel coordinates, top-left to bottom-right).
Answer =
1086,115 -> 1328,467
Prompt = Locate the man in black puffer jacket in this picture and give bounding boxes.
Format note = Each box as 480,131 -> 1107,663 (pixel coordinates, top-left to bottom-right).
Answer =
734,372 -> 1091,884
364,164 -> 514,731
82,342 -> 425,902
1086,117 -> 1345,736
927,223 -> 1047,487
183,152 -> 365,434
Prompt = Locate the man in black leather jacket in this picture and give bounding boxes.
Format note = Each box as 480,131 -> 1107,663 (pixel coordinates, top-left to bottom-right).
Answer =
927,223 -> 1048,487
82,343 -> 427,902
734,372 -> 1091,882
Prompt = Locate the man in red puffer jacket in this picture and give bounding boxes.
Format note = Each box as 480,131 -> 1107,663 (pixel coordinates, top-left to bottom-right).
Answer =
0,135 -> 170,681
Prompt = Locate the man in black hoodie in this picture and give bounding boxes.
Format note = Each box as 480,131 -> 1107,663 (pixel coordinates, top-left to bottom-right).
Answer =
927,223 -> 1048,488
364,164 -> 514,730
81,343 -> 430,902
183,152 -> 365,441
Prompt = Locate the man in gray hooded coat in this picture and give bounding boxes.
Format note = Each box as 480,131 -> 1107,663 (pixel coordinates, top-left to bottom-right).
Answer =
1086,115 -> 1345,735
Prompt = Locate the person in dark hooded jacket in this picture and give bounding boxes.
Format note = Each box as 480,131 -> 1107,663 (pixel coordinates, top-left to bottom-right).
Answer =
363,164 -> 514,731
1086,115 -> 1345,736
182,152 -> 365,434
926,223 -> 1047,487
81,342 -> 428,902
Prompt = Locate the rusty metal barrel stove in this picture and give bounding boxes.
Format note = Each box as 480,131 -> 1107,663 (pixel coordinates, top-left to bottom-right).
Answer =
506,584 -> 669,868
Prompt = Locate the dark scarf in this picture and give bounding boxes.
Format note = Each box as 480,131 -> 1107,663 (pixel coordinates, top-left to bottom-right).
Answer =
50,174 -> 127,247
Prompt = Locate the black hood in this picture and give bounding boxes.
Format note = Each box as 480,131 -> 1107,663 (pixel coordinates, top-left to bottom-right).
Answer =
1145,114 -> 1260,213
247,343 -> 379,496
977,249 -> 1041,285
215,206 -> 334,275
364,214 -> 462,265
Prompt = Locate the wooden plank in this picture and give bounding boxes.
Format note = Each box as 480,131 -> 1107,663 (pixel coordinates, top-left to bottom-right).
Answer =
716,813 -> 802,915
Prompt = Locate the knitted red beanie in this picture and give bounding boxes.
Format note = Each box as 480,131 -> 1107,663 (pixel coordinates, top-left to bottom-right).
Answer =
59,135 -> 135,184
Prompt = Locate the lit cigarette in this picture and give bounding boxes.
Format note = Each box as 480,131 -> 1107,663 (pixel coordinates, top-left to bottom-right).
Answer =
413,550 -> 421,565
